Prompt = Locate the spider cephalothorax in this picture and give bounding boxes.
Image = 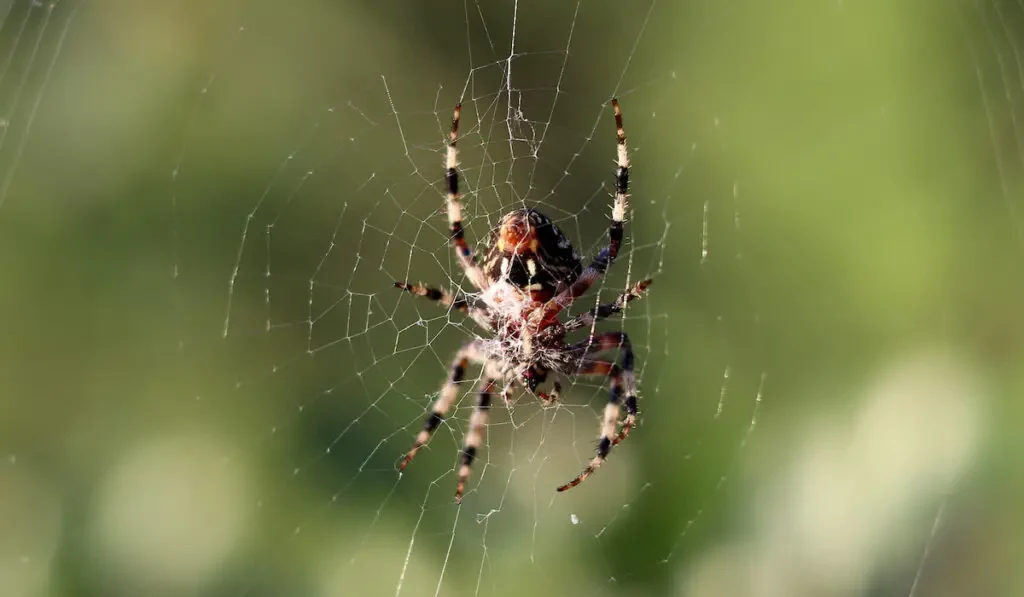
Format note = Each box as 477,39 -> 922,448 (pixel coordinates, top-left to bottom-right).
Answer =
394,99 -> 652,502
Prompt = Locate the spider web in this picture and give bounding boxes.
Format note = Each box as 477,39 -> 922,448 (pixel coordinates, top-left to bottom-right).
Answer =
166,1 -> 764,594
0,0 -> 1016,596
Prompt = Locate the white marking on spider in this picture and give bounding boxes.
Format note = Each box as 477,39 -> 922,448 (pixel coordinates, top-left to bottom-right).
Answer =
526,258 -> 537,277
613,197 -> 627,222
617,143 -> 629,168
447,198 -> 461,224
446,145 -> 458,170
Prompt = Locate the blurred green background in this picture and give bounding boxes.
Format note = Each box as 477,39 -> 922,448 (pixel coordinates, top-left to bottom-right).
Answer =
0,0 -> 1020,596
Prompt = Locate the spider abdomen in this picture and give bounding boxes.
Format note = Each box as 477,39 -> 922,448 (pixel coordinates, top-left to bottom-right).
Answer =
483,208 -> 582,302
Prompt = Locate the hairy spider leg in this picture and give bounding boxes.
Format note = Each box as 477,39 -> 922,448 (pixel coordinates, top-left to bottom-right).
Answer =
445,104 -> 488,290
557,332 -> 638,492
393,281 -> 469,313
580,332 -> 639,446
400,340 -> 485,470
569,331 -> 639,446
392,281 -> 494,330
555,359 -> 625,492
455,376 -> 497,503
539,99 -> 630,322
562,278 -> 653,333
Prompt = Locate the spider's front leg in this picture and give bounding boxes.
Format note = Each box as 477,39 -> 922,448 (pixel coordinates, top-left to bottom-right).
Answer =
535,99 -> 630,325
557,331 -> 638,492
445,104 -> 488,291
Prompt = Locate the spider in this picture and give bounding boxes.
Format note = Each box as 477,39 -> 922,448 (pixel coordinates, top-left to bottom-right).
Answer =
394,99 -> 651,503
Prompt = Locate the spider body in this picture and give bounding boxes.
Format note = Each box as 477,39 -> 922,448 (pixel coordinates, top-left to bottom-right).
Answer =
395,100 -> 652,502
483,208 -> 582,303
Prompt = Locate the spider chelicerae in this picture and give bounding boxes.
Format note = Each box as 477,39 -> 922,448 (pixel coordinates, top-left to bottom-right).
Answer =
395,99 -> 651,502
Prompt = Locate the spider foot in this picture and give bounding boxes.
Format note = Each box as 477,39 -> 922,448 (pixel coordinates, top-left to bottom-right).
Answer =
557,436 -> 611,492
400,414 -> 442,471
455,461 -> 473,503
556,455 -> 604,493
398,445 -> 421,471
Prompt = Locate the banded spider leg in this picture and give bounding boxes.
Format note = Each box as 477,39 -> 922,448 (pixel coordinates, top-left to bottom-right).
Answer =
557,331 -> 638,492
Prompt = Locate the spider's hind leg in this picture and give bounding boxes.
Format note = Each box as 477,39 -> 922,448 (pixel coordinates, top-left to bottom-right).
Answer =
573,331 -> 639,446
557,332 -> 638,493
455,375 -> 498,503
400,340 -> 483,470
555,360 -> 629,492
